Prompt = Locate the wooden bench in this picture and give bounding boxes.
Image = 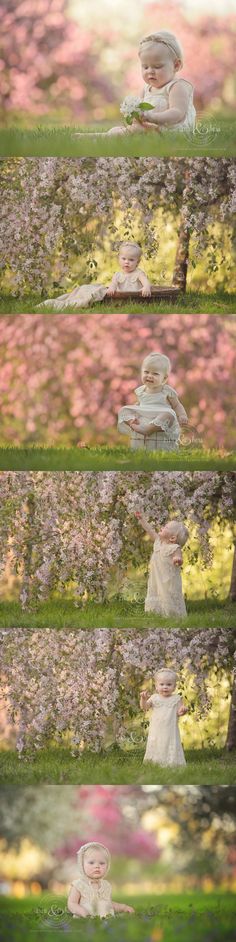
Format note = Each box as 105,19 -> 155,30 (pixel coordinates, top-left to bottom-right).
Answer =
103,286 -> 182,303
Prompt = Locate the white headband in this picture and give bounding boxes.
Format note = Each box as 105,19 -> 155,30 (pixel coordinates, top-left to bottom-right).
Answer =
139,32 -> 183,68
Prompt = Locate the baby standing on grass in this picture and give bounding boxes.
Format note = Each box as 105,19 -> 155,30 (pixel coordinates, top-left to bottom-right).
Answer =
140,668 -> 187,766
118,352 -> 188,452
67,843 -> 135,919
39,242 -> 151,309
135,513 -> 189,617
107,30 -> 196,136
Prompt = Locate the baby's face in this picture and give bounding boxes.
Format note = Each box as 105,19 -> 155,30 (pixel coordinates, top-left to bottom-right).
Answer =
143,366 -> 165,389
159,523 -> 177,543
119,248 -> 140,272
156,677 -> 176,697
140,44 -> 179,88
83,848 -> 108,880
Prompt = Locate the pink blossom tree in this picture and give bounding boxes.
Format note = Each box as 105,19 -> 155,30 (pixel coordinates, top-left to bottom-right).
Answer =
1,1 -> 235,121
0,0 -> 115,122
0,313 -> 235,450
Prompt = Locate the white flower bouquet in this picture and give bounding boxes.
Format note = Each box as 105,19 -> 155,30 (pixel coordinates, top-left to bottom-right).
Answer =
120,95 -> 154,125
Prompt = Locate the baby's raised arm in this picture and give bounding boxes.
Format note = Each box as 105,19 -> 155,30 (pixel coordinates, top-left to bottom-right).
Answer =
177,698 -> 188,716
135,511 -> 158,540
140,689 -> 151,709
67,886 -> 87,918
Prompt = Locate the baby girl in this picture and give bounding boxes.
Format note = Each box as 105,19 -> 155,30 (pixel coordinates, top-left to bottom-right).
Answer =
108,30 -> 196,135
118,351 -> 188,451
135,512 -> 189,617
67,842 -> 135,919
39,242 -> 151,310
140,668 -> 187,766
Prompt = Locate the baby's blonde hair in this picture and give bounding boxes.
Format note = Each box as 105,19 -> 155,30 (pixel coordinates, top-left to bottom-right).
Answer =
155,668 -> 177,685
139,30 -> 183,70
166,520 -> 189,547
119,241 -> 142,259
142,351 -> 171,381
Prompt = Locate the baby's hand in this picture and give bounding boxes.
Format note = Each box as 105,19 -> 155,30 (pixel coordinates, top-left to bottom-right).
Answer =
129,418 -> 143,430
106,287 -> 115,296
79,906 -> 89,918
178,705 -> 188,716
121,904 -> 135,913
125,418 -> 138,428
180,418 -> 188,426
141,286 -> 152,297
140,689 -> 149,702
130,118 -> 146,133
173,557 -> 182,567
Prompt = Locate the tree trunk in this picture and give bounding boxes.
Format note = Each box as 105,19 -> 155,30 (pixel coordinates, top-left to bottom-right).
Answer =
225,674 -> 236,751
229,541 -> 236,601
172,215 -> 190,292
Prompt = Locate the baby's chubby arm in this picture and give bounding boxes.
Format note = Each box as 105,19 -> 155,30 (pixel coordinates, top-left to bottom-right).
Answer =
167,393 -> 188,426
138,270 -> 152,297
135,511 -> 158,540
140,689 -> 152,709
112,901 -> 135,913
172,548 -> 183,567
67,887 -> 88,918
139,82 -> 190,128
106,272 -> 119,296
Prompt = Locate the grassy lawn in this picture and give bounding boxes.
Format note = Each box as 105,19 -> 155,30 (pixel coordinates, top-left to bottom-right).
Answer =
0,117 -> 235,157
0,598 -> 234,629
0,747 -> 235,785
0,292 -> 235,314
0,446 -> 234,472
1,893 -> 235,941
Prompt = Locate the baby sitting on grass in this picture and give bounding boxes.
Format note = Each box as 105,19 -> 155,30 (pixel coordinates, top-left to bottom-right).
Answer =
75,30 -> 195,138
68,843 -> 135,919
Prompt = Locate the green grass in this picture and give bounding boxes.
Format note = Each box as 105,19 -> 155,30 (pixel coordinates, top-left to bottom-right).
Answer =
0,446 -> 234,472
0,116 -> 235,157
0,598 -> 234,629
0,291 -> 235,314
1,893 -> 235,941
0,747 -> 235,785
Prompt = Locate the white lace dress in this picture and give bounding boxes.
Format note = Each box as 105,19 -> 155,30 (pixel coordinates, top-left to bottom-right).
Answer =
39,270 -> 148,310
142,78 -> 196,131
144,692 -> 186,766
145,536 -> 187,617
70,877 -> 114,918
108,78 -> 195,135
118,383 -> 187,452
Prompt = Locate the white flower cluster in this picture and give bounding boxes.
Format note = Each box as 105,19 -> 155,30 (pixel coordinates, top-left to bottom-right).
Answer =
120,95 -> 144,118
120,96 -> 154,124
